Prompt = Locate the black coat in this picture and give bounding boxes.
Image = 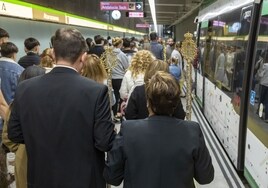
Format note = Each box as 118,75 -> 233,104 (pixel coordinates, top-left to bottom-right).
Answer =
104,116 -> 214,188
8,67 -> 115,188
18,52 -> 40,68
125,85 -> 186,120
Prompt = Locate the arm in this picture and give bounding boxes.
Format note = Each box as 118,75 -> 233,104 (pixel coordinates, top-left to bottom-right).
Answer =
119,74 -> 129,100
8,94 -> 24,144
193,124 -> 214,184
103,126 -> 125,186
2,104 -> 19,152
94,85 -> 116,152
0,90 -> 8,120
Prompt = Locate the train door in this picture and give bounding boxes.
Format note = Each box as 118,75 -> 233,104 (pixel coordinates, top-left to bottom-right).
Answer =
244,0 -> 268,187
201,3 -> 253,170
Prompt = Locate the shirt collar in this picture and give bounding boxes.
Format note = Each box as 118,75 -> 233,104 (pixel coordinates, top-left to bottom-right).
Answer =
54,65 -> 78,72
0,57 -> 17,64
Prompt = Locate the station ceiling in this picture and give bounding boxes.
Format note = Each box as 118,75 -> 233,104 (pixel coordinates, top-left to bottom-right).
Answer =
143,0 -> 202,25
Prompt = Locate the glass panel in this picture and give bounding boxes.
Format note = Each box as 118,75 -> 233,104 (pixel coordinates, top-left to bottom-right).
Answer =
248,4 -> 268,146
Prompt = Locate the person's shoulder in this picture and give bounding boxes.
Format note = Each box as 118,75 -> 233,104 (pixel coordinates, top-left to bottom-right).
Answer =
121,119 -> 146,130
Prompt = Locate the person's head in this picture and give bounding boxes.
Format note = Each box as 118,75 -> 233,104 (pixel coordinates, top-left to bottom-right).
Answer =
0,28 -> 9,46
167,57 -> 178,66
175,42 -> 182,51
94,35 -> 104,45
81,54 -> 107,84
86,37 -> 93,49
40,48 -> 55,68
167,38 -> 174,46
53,28 -> 88,69
150,32 -> 158,41
112,37 -> 123,48
0,42 -> 18,60
18,65 -> 46,83
123,38 -> 131,48
129,50 -> 154,78
146,71 -> 180,116
144,59 -> 169,83
24,37 -> 40,54
143,34 -> 149,42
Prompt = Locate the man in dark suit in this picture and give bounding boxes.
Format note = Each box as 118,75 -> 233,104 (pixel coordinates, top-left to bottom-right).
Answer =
104,71 -> 214,188
18,37 -> 41,68
8,28 -> 115,188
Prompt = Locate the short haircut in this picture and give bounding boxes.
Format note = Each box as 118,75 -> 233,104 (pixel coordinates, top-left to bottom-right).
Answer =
0,42 -> 18,58
0,28 -> 9,38
53,28 -> 88,63
144,59 -> 169,83
94,35 -> 104,44
123,38 -> 131,48
150,32 -> 158,41
146,71 -> 180,116
86,38 -> 93,48
24,37 -> 40,51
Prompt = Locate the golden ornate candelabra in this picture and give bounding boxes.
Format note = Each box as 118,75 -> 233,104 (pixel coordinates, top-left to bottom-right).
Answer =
181,32 -> 197,120
100,47 -> 118,112
163,40 -> 167,62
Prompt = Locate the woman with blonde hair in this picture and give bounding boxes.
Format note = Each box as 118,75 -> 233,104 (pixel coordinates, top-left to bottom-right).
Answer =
111,37 -> 129,119
119,50 -> 154,101
40,48 -> 55,73
81,54 -> 107,84
81,54 -> 115,106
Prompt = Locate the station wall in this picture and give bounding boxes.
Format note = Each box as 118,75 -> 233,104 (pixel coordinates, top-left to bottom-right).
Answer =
0,16 -> 139,59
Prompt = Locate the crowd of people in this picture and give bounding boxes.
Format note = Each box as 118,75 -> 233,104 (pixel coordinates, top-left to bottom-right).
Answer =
0,27 -> 214,188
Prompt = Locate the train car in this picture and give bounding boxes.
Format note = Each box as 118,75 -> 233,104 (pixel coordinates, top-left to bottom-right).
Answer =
196,0 -> 268,187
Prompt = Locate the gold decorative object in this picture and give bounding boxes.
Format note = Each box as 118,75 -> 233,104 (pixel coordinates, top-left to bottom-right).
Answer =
100,47 -> 118,112
163,40 -> 167,62
180,32 -> 197,120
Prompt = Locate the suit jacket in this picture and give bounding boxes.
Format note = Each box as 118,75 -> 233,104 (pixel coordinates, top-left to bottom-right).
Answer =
125,85 -> 186,120
18,52 -> 41,68
104,116 -> 214,188
8,67 -> 115,188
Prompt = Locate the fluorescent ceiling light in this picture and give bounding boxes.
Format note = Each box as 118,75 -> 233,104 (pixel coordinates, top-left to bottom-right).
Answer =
148,0 -> 157,32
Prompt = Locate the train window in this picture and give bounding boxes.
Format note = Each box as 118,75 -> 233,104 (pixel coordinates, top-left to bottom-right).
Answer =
249,4 -> 268,132
202,6 -> 252,113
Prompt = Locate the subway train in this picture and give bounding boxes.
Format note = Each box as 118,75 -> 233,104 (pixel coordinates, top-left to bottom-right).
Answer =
195,0 -> 268,187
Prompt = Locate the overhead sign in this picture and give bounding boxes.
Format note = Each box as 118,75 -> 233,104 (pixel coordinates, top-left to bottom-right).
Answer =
33,9 -> 65,23
0,1 -> 32,19
100,2 -> 143,11
136,23 -> 150,28
127,12 -> 144,18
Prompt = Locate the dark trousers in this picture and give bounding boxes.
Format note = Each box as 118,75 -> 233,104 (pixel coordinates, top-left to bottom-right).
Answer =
112,79 -> 123,116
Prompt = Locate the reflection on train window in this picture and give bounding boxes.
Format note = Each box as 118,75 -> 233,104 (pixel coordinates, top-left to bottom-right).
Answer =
202,6 -> 252,113
250,12 -> 268,126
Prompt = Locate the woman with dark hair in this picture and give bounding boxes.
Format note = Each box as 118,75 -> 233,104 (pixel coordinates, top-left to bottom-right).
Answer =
2,65 -> 45,188
104,71 -> 214,187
